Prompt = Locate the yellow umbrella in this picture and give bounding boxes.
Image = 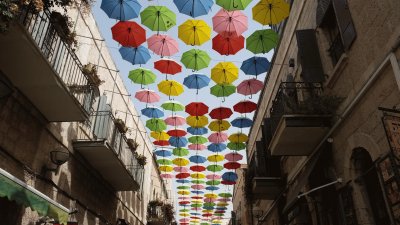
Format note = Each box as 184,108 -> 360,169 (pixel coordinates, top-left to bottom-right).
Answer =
212,220 -> 223,223
204,193 -> 218,198
178,19 -> 211,46
252,0 -> 290,25
191,199 -> 203,203
186,115 -> 209,128
203,210 -> 213,213
151,131 -> 170,141
159,165 -> 173,172
180,213 -> 190,217
191,220 -> 200,223
211,62 -> 239,84
208,120 -> 231,131
173,157 -> 190,166
207,154 -> 224,162
157,80 -> 184,98
228,132 -> 249,143
191,172 -> 206,179
217,202 -> 228,206
178,190 -> 191,195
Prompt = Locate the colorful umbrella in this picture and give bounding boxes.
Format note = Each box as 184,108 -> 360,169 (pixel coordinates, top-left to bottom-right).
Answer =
178,20 -> 211,46
165,115 -> 186,126
192,180 -> 205,184
191,172 -> 206,179
209,107 -> 233,120
159,165 -> 174,172
177,179 -> 190,184
252,0 -> 290,25
225,152 -> 243,161
224,162 -> 241,169
211,62 -> 238,84
134,89 -> 160,103
227,142 -> 246,150
186,103 -> 209,116
160,173 -> 173,179
216,0 -> 251,11
154,59 -> 182,75
173,0 -> 213,18
157,158 -> 173,165
210,84 -> 236,101
187,127 -> 208,135
146,118 -> 167,131
212,9 -> 248,37
231,117 -> 253,128
100,0 -> 141,21
176,173 -> 191,179
246,29 -> 278,54
240,56 -> 270,77
178,190 -> 191,195
173,157 -> 190,166
140,6 -> 176,32
111,21 -> 145,47
119,46 -> 150,65
128,68 -> 156,88
212,34 -> 244,55
174,166 -> 190,172
237,78 -> 264,97
233,100 -> 257,113
158,80 -> 184,98
161,100 -> 185,111
188,136 -> 208,144
207,143 -> 227,152
188,144 -> 207,150
206,174 -> 222,179
153,140 -> 169,146
169,136 -> 188,147
173,148 -> 190,156
181,49 -> 211,71
208,132 -> 228,143
222,172 -> 238,181
228,133 -> 248,143
207,187 -> 220,192
190,165 -> 206,172
183,74 -> 211,93
167,128 -> 187,137
186,116 -> 209,128
207,154 -> 224,162
208,120 -> 231,132
207,165 -> 224,172
154,149 -> 172,157
147,34 -> 179,57
141,106 -> 164,118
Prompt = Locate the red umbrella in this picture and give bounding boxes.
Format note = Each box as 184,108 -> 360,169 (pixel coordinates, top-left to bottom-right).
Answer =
179,201 -> 190,205
154,59 -> 182,75
203,213 -> 213,217
190,165 -> 206,172
212,34 -> 244,55
111,21 -> 146,47
153,140 -> 169,146
237,78 -> 264,97
176,173 -> 190,179
224,162 -> 241,169
185,102 -> 209,116
209,107 -> 233,120
221,180 -> 236,185
167,129 -> 187,137
233,100 -> 257,113
192,196 -> 203,199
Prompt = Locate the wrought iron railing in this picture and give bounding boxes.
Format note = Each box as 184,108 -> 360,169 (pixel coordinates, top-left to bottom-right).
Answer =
19,7 -> 96,114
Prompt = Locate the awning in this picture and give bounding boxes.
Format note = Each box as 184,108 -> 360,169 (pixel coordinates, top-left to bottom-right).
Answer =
0,168 -> 70,224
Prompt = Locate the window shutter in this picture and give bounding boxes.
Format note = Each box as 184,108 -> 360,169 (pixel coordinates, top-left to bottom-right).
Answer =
262,118 -> 273,147
332,0 -> 356,50
296,29 -> 325,82
93,95 -> 111,139
255,141 -> 268,176
316,0 -> 332,26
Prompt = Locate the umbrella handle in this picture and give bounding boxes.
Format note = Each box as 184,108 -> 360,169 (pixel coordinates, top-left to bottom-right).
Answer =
222,97 -> 226,103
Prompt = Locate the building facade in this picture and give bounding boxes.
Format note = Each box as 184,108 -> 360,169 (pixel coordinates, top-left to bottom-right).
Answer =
0,3 -> 170,225
233,0 -> 400,225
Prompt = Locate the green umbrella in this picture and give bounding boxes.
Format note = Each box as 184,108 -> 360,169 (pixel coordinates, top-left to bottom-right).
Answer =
188,135 -> 208,144
207,165 -> 223,172
218,193 -> 232,197
227,142 -> 246,150
214,213 -> 224,217
128,68 -> 156,88
191,203 -> 203,207
157,158 -> 172,165
216,0 -> 252,11
206,180 -> 221,185
173,147 -> 189,156
246,29 -> 279,54
140,6 -> 176,32
180,209 -> 190,212
192,179 -> 206,184
177,186 -> 190,190
210,84 -> 236,101
203,202 -> 216,207
146,118 -> 167,131
161,100 -> 185,111
181,49 -> 211,71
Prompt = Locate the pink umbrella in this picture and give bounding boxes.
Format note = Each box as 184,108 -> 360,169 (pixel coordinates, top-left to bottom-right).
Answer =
180,218 -> 190,222
191,184 -> 205,190
208,132 -> 228,143
212,9 -> 248,37
178,197 -> 191,200
174,166 -> 189,173
191,207 -> 202,211
218,198 -> 231,202
147,34 -> 179,57
204,198 -> 217,203
188,144 -> 206,150
160,173 -> 173,179
134,89 -> 160,103
225,152 -> 243,162
237,78 -> 264,97
165,115 -> 186,126
206,174 -> 221,179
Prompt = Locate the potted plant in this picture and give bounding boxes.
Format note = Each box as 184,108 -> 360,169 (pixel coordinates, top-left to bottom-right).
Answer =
127,138 -> 139,152
82,63 -> 103,86
114,118 -> 128,134
68,84 -> 90,94
162,203 -> 174,223
49,11 -> 77,49
136,154 -> 147,167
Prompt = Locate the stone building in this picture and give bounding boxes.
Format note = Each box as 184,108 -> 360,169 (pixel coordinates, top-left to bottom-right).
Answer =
0,3 -> 170,225
232,0 -> 400,225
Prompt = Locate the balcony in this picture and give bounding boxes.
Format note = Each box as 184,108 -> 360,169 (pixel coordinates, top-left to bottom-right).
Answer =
0,8 -> 97,121
73,111 -> 143,191
147,204 -> 164,225
269,82 -> 335,156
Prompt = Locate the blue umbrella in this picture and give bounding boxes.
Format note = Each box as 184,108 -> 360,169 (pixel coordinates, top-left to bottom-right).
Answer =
100,0 -> 141,21
183,74 -> 211,94
216,207 -> 227,210
207,143 -> 227,152
222,171 -> 238,181
206,186 -> 219,191
141,106 -> 164,118
169,136 -> 188,147
119,46 -> 151,65
192,190 -> 204,194
173,0 -> 213,18
191,213 -> 201,215
189,155 -> 207,163
154,150 -> 172,157
177,179 -> 190,184
203,206 -> 214,210
187,127 -> 208,135
240,56 -> 271,77
231,117 -> 253,128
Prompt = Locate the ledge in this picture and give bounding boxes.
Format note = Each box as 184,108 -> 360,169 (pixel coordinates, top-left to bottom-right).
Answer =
325,53 -> 349,88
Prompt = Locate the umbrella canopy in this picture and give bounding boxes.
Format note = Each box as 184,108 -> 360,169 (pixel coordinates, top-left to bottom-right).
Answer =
216,0 -> 251,11
192,180 -> 205,184
141,106 -> 164,118
191,172 -> 206,179
206,174 -> 222,179
177,179 -> 190,183
174,166 -> 190,173
252,0 -> 290,25
189,155 -> 207,163
173,148 -> 190,156
209,107 -> 233,120
178,19 -> 211,46
167,128 -> 187,137
181,49 -> 211,71
188,136 -> 208,144
190,165 -> 206,172
227,142 -> 246,150
186,115 -> 209,128
188,144 -> 207,150
146,118 -> 167,131
233,100 -> 257,113
222,172 -> 238,181
135,89 -> 160,103
228,133 -> 248,143
183,74 -> 211,93
240,56 -> 270,76
211,62 -> 239,84
158,80 -> 184,97
160,173 -> 173,179
210,84 -> 236,100
224,162 -> 241,169
165,115 -> 186,126
169,136 -> 188,147
208,120 -> 231,132
237,78 -> 264,96
161,100 -> 185,111
208,132 -> 228,143
111,21 -> 146,47
140,6 -> 176,31
147,34 -> 179,57
173,157 -> 190,166
225,152 -> 243,161
154,149 -> 172,157
173,0 -> 213,18
207,165 -> 224,172
246,29 -> 278,54
178,190 -> 191,195
207,143 -> 227,152
153,140 -> 168,147
218,193 -> 232,198
101,0 -> 141,21
157,158 -> 173,165
159,165 -> 174,172
176,173 -> 191,179
212,34 -> 244,55
119,46 -> 150,65
128,68 -> 156,87
192,184 -> 205,190
154,59 -> 182,75
204,193 -> 218,199
187,127 -> 208,135
231,117 -> 253,128
207,154 -> 224,162
212,9 -> 248,37
186,103 -> 209,116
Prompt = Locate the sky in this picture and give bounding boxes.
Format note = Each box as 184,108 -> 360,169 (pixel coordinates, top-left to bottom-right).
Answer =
91,0 -> 275,223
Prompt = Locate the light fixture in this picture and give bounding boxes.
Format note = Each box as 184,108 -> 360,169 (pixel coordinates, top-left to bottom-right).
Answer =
43,150 -> 69,173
